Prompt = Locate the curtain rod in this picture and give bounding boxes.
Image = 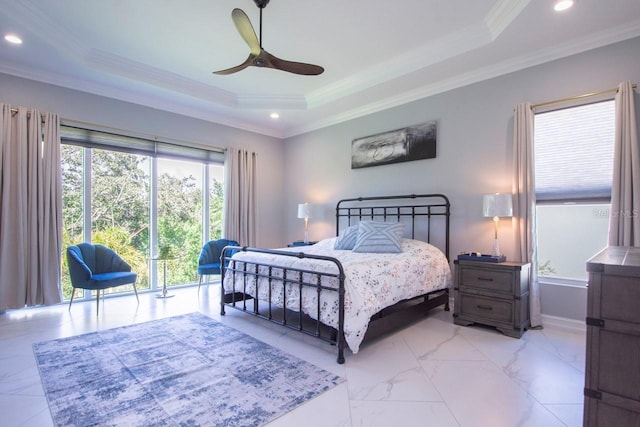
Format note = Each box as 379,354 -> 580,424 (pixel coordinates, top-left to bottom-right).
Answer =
532,83 -> 637,110
9,107 -> 47,120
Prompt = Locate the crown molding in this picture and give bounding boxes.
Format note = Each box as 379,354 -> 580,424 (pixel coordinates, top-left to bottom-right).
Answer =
86,49 -> 238,107
4,0 -> 640,141
284,21 -> 640,138
305,21 -> 494,110
0,62 -> 285,138
304,0 -> 530,110
5,16 -> 638,141
485,0 -> 531,39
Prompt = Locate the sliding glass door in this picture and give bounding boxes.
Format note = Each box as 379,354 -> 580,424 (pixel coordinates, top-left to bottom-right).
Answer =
60,128 -> 224,302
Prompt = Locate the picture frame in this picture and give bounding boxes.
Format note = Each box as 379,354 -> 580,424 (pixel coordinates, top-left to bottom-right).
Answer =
351,120 -> 437,169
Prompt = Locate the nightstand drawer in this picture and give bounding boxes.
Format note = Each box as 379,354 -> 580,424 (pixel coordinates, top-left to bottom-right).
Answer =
460,267 -> 513,293
459,293 -> 513,323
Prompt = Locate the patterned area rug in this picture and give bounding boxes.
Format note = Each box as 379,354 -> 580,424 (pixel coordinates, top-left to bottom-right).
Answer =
33,312 -> 343,426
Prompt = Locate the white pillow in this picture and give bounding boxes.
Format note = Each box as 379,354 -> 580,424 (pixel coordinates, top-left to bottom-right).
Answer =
352,221 -> 404,253
334,225 -> 359,250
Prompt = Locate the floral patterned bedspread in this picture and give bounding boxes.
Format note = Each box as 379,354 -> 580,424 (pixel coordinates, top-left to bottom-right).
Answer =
223,238 -> 452,353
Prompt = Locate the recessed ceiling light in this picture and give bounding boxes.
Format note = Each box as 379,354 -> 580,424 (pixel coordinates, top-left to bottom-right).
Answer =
554,0 -> 574,12
4,33 -> 23,45
270,112 -> 280,119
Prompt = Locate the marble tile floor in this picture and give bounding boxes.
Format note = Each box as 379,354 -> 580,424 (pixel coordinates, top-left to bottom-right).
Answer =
0,285 -> 586,427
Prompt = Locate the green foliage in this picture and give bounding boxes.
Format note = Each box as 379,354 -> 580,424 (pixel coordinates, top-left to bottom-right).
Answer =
210,179 -> 224,239
61,145 -> 83,239
91,149 -> 150,253
92,227 -> 148,284
157,170 -> 203,285
538,259 -> 556,276
158,243 -> 177,259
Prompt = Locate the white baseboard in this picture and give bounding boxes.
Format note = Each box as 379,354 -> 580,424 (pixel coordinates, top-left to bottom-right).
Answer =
541,314 -> 586,333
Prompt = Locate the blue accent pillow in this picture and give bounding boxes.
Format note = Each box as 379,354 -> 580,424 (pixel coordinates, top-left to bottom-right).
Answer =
353,221 -> 405,253
334,225 -> 359,250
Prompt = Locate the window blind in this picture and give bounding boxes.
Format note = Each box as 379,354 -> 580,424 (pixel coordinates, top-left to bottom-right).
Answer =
534,100 -> 615,202
60,125 -> 225,164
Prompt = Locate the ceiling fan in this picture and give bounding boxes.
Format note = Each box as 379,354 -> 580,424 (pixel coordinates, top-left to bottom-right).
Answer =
213,0 -> 324,76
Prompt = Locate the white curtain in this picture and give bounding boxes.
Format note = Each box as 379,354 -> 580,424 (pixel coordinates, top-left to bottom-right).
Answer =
608,80 -> 640,246
512,102 -> 542,328
223,148 -> 258,246
0,105 -> 62,311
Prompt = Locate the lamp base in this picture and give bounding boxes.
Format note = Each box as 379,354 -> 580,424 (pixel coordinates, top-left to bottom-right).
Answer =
492,238 -> 501,257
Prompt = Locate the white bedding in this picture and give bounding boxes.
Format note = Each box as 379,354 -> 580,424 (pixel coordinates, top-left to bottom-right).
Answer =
223,237 -> 452,353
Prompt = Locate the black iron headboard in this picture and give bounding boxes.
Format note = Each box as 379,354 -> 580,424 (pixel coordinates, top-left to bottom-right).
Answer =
335,194 -> 451,260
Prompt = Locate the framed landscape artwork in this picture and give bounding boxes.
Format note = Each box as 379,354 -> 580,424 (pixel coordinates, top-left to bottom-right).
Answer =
351,120 -> 437,169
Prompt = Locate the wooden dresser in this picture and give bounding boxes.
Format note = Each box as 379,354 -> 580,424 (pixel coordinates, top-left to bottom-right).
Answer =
453,260 -> 530,338
584,246 -> 640,426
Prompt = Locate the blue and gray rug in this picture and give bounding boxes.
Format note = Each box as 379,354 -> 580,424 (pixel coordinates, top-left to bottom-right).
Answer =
33,312 -> 343,426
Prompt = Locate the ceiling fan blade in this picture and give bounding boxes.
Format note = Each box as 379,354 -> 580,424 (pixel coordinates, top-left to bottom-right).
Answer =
264,51 -> 324,76
231,8 -> 261,56
212,54 -> 254,75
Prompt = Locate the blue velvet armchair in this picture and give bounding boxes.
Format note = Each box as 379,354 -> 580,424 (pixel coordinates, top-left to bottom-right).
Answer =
197,239 -> 239,292
66,243 -> 139,315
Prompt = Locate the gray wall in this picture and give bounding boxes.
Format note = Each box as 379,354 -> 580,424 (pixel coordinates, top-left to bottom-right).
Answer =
282,36 -> 640,321
0,73 -> 286,248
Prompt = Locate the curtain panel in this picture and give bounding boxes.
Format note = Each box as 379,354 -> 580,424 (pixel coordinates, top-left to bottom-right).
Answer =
223,148 -> 258,246
0,105 -> 62,311
608,80 -> 640,246
512,102 -> 542,328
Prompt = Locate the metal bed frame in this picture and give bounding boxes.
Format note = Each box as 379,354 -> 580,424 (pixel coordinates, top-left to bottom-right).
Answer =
220,194 -> 451,364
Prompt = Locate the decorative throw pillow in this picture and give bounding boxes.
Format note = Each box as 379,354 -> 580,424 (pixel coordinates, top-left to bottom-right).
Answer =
334,224 -> 359,250
352,221 -> 405,253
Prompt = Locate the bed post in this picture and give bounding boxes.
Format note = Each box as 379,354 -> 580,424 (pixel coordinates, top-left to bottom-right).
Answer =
336,270 -> 346,364
220,272 -> 226,316
443,195 -> 451,261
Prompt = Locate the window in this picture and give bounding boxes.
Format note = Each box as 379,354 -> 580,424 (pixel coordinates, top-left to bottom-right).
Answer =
534,100 -> 615,283
60,124 -> 224,301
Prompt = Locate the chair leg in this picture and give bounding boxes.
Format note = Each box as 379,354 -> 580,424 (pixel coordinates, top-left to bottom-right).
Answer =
198,275 -> 203,294
96,290 -> 100,316
133,282 -> 139,304
68,288 -> 75,311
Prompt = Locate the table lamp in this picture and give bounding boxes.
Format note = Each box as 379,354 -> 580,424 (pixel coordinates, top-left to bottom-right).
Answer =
297,203 -> 311,243
483,193 -> 513,257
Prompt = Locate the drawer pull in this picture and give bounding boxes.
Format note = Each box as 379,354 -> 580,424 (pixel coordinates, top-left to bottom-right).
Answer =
477,277 -> 494,282
476,304 -> 493,311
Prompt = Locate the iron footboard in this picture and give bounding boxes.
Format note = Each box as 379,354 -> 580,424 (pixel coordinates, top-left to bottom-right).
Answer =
220,246 -> 347,364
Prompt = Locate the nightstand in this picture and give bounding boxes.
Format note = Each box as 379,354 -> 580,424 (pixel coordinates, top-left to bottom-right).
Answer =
453,260 -> 530,338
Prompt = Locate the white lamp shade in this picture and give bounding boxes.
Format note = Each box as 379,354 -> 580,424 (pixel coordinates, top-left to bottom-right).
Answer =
297,203 -> 311,219
483,193 -> 513,217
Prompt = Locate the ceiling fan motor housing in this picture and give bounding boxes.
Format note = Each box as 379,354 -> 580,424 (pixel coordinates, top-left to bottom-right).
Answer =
254,0 -> 270,9
254,58 -> 267,67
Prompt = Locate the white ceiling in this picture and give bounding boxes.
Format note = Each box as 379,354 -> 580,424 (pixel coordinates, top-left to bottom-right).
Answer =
1,0 -> 640,138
